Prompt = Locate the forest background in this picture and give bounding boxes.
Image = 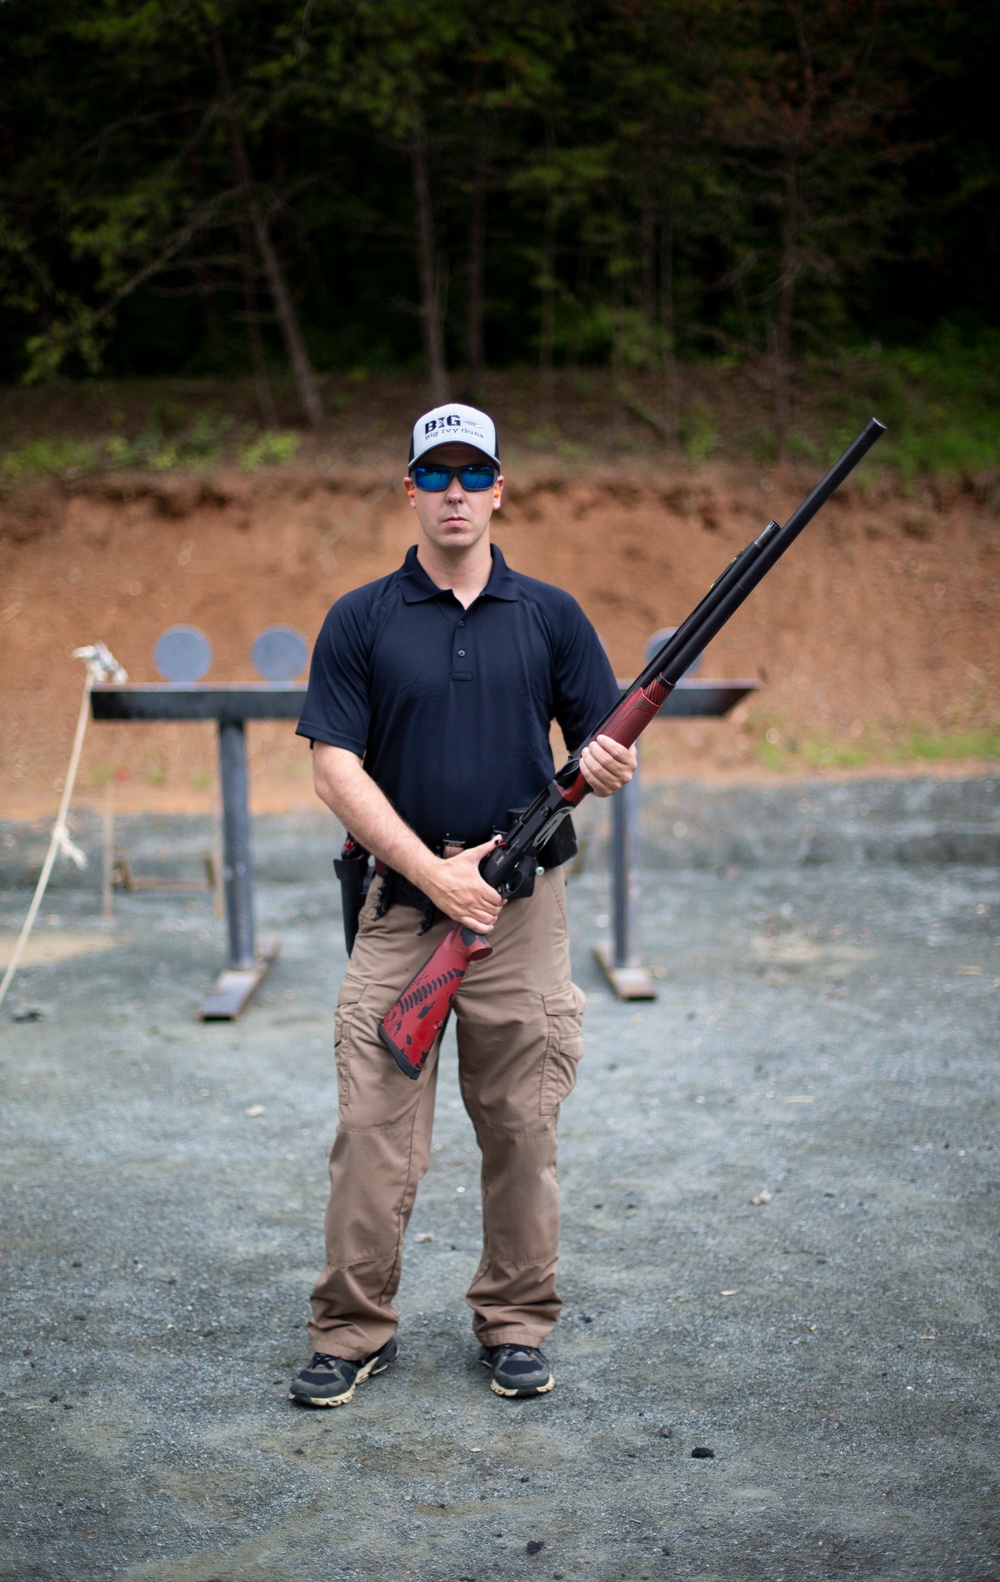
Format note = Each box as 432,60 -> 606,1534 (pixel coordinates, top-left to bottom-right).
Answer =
0,0 -> 998,812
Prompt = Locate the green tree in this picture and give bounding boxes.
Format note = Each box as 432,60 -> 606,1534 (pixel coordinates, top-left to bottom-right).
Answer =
703,0 -> 923,457
577,0 -> 714,441
0,0 -> 325,419
308,0 -> 481,403
0,0 -> 995,424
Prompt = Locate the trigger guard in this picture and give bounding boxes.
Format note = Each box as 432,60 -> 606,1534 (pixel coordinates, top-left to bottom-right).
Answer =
499,861 -> 529,899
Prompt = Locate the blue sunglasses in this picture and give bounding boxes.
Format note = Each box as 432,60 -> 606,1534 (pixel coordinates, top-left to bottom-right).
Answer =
412,463 -> 497,492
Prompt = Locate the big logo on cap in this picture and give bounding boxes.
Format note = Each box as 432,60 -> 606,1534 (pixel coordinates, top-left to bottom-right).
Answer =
424,412 -> 482,437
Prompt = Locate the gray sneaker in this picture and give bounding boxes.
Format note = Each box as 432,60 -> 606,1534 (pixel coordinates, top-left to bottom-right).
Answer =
480,1343 -> 555,1397
289,1336 -> 398,1407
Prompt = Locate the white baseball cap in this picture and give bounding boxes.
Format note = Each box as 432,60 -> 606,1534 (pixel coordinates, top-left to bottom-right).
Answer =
408,403 -> 500,471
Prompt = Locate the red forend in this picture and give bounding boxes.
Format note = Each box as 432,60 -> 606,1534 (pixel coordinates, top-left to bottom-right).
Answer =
558,679 -> 672,805
378,925 -> 493,1077
604,678 -> 670,745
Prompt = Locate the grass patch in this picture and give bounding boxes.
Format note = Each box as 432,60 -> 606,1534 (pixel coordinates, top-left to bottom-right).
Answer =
0,325 -> 996,482
679,401 -> 718,463
0,436 -> 98,482
845,325 -> 1000,479
0,413 -> 301,481
891,727 -> 1000,763
757,722 -> 1000,773
757,729 -> 871,773
237,431 -> 300,470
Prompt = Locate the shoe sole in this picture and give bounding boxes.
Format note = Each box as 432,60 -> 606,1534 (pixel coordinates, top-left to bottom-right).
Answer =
489,1372 -> 555,1398
289,1348 -> 395,1408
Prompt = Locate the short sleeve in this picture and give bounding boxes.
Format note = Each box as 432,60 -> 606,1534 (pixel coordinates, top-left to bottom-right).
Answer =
296,593 -> 373,753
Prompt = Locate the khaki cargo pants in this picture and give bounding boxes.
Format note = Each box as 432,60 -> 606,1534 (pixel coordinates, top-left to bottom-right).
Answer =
307,866 -> 586,1362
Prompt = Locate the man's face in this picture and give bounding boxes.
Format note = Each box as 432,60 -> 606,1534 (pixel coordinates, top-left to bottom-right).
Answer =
404,441 -> 503,555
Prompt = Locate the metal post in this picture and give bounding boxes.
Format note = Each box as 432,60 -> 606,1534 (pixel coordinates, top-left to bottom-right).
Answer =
217,719 -> 255,970
610,754 -> 642,969
89,679 -> 301,1019
592,666 -> 759,1001
595,748 -> 656,999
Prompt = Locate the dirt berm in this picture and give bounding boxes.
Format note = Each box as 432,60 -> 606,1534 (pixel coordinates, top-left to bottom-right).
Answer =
2,455 -> 997,814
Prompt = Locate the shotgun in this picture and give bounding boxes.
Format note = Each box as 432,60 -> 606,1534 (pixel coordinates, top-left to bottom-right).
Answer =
379,417 -> 886,1077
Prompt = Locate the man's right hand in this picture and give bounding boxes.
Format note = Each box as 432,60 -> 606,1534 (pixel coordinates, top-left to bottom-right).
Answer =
311,746 -> 506,933
423,837 -> 506,934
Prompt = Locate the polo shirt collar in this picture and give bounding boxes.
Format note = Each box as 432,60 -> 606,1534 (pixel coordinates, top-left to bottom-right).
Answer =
399,543 -> 519,603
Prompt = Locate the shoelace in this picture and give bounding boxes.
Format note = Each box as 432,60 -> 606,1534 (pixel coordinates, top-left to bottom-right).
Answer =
494,1345 -> 542,1366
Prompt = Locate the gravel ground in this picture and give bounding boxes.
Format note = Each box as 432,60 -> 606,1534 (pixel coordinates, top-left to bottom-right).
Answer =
1,778 -> 998,1582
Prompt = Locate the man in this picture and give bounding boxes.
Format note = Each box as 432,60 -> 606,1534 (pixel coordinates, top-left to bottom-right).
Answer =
291,403 -> 635,1406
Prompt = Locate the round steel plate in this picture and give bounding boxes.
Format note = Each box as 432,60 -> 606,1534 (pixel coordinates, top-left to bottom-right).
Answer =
154,626 -> 213,683
251,626 -> 308,682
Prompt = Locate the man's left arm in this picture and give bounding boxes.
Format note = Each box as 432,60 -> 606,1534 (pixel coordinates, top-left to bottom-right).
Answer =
554,596 -> 637,799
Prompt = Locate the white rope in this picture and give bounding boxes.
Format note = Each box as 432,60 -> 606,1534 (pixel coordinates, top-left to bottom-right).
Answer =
0,643 -> 127,1011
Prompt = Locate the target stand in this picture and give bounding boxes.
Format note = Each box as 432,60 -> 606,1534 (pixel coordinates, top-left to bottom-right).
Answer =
594,631 -> 758,1001
91,625 -> 309,1020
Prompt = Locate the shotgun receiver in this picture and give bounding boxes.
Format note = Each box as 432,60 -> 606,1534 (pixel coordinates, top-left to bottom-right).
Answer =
379,417 -> 886,1078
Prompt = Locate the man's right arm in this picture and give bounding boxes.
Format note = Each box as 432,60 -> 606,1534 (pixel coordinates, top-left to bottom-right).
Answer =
313,743 -> 504,934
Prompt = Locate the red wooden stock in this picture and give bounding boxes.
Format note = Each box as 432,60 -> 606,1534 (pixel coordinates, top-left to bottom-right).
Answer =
378,925 -> 493,1078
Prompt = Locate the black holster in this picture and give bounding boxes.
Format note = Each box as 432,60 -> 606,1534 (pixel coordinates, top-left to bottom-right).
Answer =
333,838 -> 372,955
372,865 -> 441,935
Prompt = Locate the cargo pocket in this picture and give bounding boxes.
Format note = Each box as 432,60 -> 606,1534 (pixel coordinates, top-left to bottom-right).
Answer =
540,982 -> 586,1115
333,977 -> 367,1111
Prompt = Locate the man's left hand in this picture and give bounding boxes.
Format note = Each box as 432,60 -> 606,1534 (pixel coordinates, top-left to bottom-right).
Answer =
579,734 -> 638,798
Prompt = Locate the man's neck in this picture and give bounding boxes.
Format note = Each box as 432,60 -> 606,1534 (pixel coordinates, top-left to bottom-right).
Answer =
416,537 -> 493,610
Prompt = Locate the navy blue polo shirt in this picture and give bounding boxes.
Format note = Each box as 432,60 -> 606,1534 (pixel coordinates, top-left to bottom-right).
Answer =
297,544 -> 619,850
